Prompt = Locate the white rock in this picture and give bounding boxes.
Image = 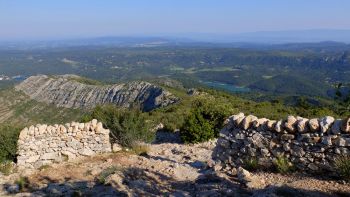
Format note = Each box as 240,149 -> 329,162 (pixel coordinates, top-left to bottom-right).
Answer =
241,115 -> 258,130
26,155 -> 40,163
275,120 -> 283,133
319,116 -> 335,133
78,123 -> 85,130
40,152 -> 58,160
61,151 -> 76,160
284,115 -> 297,133
19,127 -> 29,140
112,144 -> 122,152
308,118 -> 320,132
266,120 -> 276,130
297,118 -> 309,133
79,148 -> 95,156
91,119 -> 98,128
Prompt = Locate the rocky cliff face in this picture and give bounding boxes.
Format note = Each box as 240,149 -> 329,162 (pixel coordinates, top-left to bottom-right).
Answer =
15,75 -> 178,111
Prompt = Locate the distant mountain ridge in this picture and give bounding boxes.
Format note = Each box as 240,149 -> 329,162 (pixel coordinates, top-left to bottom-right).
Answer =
15,75 -> 179,111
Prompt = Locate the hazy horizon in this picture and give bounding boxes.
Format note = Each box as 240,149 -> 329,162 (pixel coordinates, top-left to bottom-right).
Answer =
1,0 -> 350,42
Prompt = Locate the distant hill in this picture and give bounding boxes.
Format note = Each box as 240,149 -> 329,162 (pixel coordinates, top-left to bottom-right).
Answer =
248,74 -> 329,96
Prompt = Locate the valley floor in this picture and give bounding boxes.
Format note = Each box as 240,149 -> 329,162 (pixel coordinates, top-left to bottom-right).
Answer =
1,137 -> 350,196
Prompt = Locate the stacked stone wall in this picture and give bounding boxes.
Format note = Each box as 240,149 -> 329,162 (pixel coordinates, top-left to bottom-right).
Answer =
17,119 -> 112,168
213,113 -> 350,173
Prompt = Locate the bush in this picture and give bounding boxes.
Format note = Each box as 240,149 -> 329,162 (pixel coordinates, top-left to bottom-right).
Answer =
335,155 -> 350,180
0,124 -> 22,163
96,166 -> 119,184
83,105 -> 154,147
180,97 -> 232,143
0,161 -> 14,175
243,157 -> 259,171
15,177 -> 29,191
131,143 -> 150,156
273,156 -> 295,174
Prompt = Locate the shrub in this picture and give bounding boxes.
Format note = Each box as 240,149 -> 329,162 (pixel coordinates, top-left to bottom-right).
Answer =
15,177 -> 29,191
84,105 -> 154,147
0,161 -> 14,175
131,143 -> 150,156
243,157 -> 259,171
96,166 -> 119,184
334,155 -> 350,180
273,156 -> 295,174
0,124 -> 22,163
180,97 -> 232,143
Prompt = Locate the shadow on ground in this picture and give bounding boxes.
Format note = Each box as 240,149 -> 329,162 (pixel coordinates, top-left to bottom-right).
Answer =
3,167 -> 347,197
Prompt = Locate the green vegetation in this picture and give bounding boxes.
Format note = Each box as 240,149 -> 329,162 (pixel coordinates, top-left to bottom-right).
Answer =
335,83 -> 350,116
82,105 -> 153,147
0,45 -> 349,97
96,166 -> 119,184
131,143 -> 150,156
243,157 -> 259,171
0,124 -> 22,163
273,156 -> 295,174
180,96 -> 232,143
0,161 -> 14,175
15,177 -> 29,192
68,75 -> 106,86
334,155 -> 350,180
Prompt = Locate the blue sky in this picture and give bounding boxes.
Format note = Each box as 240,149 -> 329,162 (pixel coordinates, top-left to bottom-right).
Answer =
0,0 -> 349,40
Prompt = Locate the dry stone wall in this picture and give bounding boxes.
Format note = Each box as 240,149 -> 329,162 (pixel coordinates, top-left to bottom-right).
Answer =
213,113 -> 350,174
17,119 -> 112,169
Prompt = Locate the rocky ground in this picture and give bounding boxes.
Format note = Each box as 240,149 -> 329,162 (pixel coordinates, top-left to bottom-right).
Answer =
1,134 -> 350,196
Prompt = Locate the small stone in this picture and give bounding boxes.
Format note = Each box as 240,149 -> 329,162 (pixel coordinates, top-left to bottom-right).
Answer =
291,146 -> 305,157
237,167 -> 253,183
336,137 -> 346,146
281,134 -> 294,141
321,136 -> 332,146
40,152 -> 59,160
79,148 -> 95,156
308,163 -> 318,171
27,155 -> 40,163
112,143 -> 122,152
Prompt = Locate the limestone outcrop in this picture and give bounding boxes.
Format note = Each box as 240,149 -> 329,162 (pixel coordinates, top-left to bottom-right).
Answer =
17,119 -> 112,168
213,113 -> 350,174
15,75 -> 179,111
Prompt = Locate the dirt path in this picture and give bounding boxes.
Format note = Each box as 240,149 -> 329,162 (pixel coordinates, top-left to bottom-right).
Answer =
1,139 -> 350,196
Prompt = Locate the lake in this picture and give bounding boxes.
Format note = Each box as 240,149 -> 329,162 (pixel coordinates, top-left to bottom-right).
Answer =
200,81 -> 250,93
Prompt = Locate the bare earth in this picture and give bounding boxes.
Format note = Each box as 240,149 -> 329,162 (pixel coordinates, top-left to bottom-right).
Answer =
1,139 -> 350,196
